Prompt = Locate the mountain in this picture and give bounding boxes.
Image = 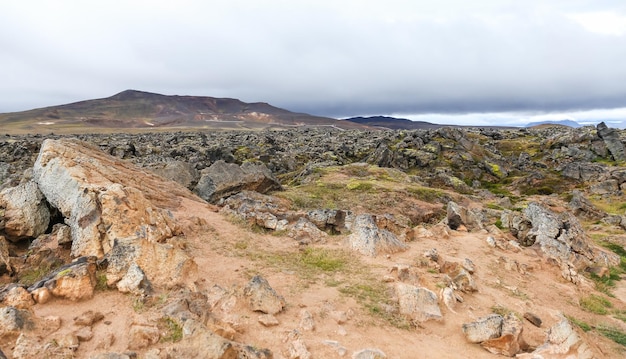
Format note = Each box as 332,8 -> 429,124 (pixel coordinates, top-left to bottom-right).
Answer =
344,116 -> 442,130
525,119 -> 582,128
0,90 -> 368,134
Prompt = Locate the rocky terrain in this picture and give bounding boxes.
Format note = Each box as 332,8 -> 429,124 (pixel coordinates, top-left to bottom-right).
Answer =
1,123 -> 626,358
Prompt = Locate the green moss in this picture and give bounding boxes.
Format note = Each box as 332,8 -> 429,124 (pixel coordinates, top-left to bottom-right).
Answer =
159,317 -> 183,343
346,180 -> 374,191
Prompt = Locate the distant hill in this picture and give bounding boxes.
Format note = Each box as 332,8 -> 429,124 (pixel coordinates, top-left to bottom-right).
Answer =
344,116 -> 442,130
525,120 -> 582,128
0,90 -> 368,134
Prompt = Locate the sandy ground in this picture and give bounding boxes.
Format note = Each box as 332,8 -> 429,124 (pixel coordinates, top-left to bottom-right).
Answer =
21,198 -> 626,358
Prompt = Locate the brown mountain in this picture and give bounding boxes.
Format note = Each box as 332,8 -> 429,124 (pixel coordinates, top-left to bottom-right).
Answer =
0,90 -> 368,134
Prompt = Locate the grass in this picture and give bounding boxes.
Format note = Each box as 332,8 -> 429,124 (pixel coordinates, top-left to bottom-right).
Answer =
597,326 -> 626,347
580,294 -> 613,315
406,186 -> 448,203
491,305 -> 520,319
339,282 -> 411,329
159,316 -> 183,343
95,271 -> 109,291
566,315 -> 592,332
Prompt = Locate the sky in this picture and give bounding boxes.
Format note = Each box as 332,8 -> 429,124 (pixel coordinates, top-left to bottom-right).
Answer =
2,0 -> 626,127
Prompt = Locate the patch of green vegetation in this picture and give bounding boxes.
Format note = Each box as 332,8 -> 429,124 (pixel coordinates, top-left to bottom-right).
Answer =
159,316 -> 183,343
132,296 -> 146,313
600,241 -> 626,272
597,325 -> 626,347
566,315 -> 592,332
580,294 -> 613,315
486,203 -> 504,211
406,186 -> 446,203
589,267 -> 622,296
95,271 -> 109,291
614,310 -> 626,324
491,305 -> 521,319
494,218 -> 504,230
495,138 -> 541,157
481,181 -> 513,197
346,180 -> 374,191
18,264 -> 55,287
589,195 -> 626,215
299,247 -> 346,272
55,268 -> 72,277
485,161 -> 504,178
339,282 -> 411,329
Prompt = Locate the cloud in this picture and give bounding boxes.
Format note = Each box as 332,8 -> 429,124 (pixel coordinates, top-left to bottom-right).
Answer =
1,0 -> 626,125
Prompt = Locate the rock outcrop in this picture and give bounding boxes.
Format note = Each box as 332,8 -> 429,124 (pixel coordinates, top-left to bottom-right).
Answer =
194,160 -> 281,203
597,122 -> 626,161
0,181 -> 50,241
348,214 -> 408,257
32,139 -> 200,290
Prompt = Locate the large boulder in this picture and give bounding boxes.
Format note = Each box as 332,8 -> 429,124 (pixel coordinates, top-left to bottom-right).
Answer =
506,203 -> 595,269
347,214 -> 408,257
32,139 -> 200,289
516,315 -> 595,359
194,160 -> 281,203
597,122 -> 626,161
0,181 -> 50,241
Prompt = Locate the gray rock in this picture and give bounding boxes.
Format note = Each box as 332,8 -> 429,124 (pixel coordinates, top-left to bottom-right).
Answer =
446,201 -> 483,231
352,348 -> 387,359
128,324 -> 160,350
0,235 -> 11,275
395,283 -> 442,322
347,214 -> 408,257
481,313 -> 527,356
244,275 -> 285,315
597,122 -> 626,161
167,319 -> 237,359
590,179 -> 619,194
0,306 -> 26,334
89,354 -> 131,359
12,333 -> 46,359
306,209 -> 352,234
288,217 -> 328,244
145,160 -> 199,189
116,263 -> 151,294
568,190 -> 604,220
194,160 -> 281,203
517,315 -> 595,359
0,181 -> 50,241
462,314 -> 503,343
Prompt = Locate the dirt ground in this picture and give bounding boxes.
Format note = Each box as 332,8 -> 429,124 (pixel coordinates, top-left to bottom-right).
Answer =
21,198 -> 626,358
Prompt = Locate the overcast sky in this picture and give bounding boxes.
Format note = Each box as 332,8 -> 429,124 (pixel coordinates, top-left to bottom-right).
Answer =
2,0 -> 626,126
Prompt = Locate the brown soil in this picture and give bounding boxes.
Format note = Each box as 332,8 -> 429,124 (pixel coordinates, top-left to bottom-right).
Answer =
18,198 -> 626,358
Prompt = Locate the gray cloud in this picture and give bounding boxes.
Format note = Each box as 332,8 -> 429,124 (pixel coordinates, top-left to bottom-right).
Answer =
1,0 -> 626,124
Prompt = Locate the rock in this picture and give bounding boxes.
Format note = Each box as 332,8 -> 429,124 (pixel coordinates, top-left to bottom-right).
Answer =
116,262 -> 151,294
243,275 -> 285,315
289,338 -> 311,359
74,310 -> 104,326
299,309 -> 315,331
12,333 -> 45,359
289,217 -> 328,244
75,325 -> 94,341
258,314 -> 279,327
568,190 -> 604,220
453,269 -> 478,292
0,236 -> 11,275
352,348 -> 387,359
523,312 -> 542,327
32,139 -> 197,259
481,313 -> 527,356
2,286 -> 34,309
194,160 -> 281,203
462,314 -> 504,343
167,319 -> 238,359
0,306 -> 26,335
128,324 -> 160,350
104,237 -> 197,290
347,214 -> 408,257
441,286 -> 457,313
0,181 -> 50,240
31,287 -> 51,304
395,283 -> 442,322
89,354 -> 131,359
28,256 -> 97,301
42,315 -> 62,333
446,201 -> 482,231
306,209 -> 352,234
517,315 -> 595,359
0,348 -> 5,359
597,122 -> 626,161
58,333 -> 80,350
145,160 -> 199,189
514,202 -> 595,270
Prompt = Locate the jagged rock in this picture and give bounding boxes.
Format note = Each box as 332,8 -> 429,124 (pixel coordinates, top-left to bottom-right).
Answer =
288,217 -> 328,244
89,354 -> 130,359
517,315 -> 595,359
395,283 -> 442,322
299,309 -> 315,331
523,312 -> 542,327
258,314 -> 279,327
167,319 -> 238,359
0,236 -> 12,275
352,348 -> 387,359
194,160 -> 281,203
0,181 -> 50,241
446,201 -> 482,231
145,160 -> 199,189
481,313 -> 527,356
128,323 -> 160,350
2,286 -> 34,309
116,262 -> 151,294
590,179 -> 619,194
32,139 -> 198,260
220,191 -> 290,230
561,162 -> 605,181
453,269 -> 478,292
28,256 -> 97,301
347,214 -> 408,257
509,203 -> 595,270
306,209 -> 352,234
568,190 -> 605,220
441,286 -> 457,313
462,314 -> 504,343
104,237 -> 197,290
0,306 -> 27,335
12,333 -> 46,359
597,122 -> 626,161
244,275 -> 285,315
75,325 -> 94,341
